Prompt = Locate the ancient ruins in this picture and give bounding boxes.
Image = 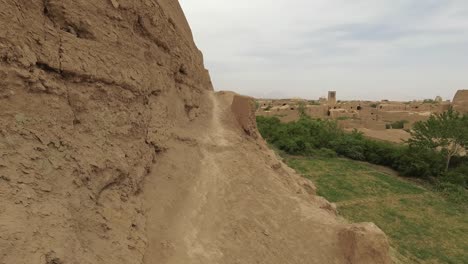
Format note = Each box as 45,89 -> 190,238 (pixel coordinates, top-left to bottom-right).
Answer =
256,91 -> 464,142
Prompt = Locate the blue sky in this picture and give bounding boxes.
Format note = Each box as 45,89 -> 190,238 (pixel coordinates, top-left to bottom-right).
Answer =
180,0 -> 468,100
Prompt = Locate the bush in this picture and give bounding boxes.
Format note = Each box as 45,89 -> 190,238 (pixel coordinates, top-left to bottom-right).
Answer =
450,156 -> 468,169
442,172 -> 467,188
363,140 -> 402,167
423,99 -> 436,104
330,132 -> 366,160
254,101 -> 260,110
297,102 -> 307,117
441,164 -> 468,188
396,147 -> 445,178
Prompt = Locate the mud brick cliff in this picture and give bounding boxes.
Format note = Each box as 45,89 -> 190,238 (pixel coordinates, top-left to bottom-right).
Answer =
0,1 -> 391,263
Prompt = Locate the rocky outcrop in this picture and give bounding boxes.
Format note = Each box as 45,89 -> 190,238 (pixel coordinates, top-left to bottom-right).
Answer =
0,1 -> 391,264
231,94 -> 259,138
339,223 -> 392,264
453,90 -> 468,113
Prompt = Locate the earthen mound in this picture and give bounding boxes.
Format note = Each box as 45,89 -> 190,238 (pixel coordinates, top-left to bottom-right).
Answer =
230,93 -> 259,138
0,1 -> 391,263
453,90 -> 468,113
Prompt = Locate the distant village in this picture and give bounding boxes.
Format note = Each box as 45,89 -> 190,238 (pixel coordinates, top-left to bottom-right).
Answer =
256,90 -> 468,143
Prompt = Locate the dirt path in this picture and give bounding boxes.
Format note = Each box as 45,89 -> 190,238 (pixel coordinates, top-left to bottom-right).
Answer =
142,92 -> 233,263
141,92 -> 390,264
172,92 -> 234,262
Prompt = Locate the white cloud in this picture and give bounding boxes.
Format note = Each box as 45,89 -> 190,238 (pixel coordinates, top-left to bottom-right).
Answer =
180,0 -> 468,100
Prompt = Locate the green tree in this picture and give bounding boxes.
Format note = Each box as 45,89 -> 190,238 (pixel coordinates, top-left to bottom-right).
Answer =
408,109 -> 468,172
297,101 -> 307,117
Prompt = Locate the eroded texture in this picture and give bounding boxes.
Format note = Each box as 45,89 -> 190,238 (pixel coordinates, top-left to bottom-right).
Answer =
453,90 -> 468,113
0,1 -> 392,264
0,1 -> 211,263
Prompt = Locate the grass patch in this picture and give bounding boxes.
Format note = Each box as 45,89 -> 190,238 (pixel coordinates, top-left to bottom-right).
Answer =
285,155 -> 468,264
285,157 -> 424,203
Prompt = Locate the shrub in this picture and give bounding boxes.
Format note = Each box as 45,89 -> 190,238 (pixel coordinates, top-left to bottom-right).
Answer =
363,140 -> 402,167
441,171 -> 467,188
442,164 -> 468,188
297,102 -> 307,117
254,101 -> 260,110
330,132 -> 367,160
395,147 -> 445,178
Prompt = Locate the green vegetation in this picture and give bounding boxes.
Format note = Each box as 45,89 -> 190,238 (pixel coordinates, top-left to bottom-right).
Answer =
283,155 -> 468,263
297,101 -> 307,117
257,113 -> 468,192
258,109 -> 468,263
423,99 -> 436,104
308,100 -> 321,105
409,109 -> 468,172
336,116 -> 351,121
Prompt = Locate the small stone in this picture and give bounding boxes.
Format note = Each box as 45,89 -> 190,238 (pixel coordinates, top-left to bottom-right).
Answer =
110,0 -> 119,8
66,26 -> 77,36
271,162 -> 282,170
15,113 -> 26,124
31,82 -> 46,92
39,183 -> 52,192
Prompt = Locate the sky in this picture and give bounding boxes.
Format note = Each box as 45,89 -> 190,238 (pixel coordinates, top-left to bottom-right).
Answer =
179,0 -> 468,101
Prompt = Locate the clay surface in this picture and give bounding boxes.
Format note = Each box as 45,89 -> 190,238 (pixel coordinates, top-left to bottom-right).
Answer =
453,90 -> 468,113
0,1 -> 391,263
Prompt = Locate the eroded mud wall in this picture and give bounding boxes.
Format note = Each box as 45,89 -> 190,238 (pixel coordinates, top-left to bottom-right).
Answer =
0,1 -> 211,263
